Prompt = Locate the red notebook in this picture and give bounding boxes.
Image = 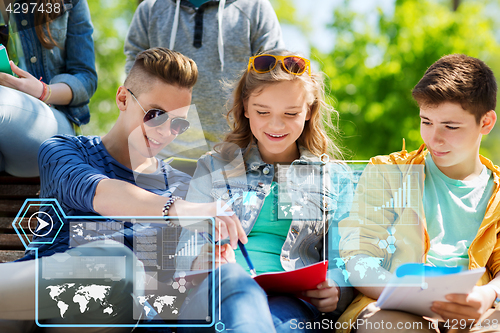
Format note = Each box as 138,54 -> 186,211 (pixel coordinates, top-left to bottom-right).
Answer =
253,260 -> 329,295
178,260 -> 329,297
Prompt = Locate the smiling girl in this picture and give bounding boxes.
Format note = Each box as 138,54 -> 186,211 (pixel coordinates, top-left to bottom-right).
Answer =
177,50 -> 354,332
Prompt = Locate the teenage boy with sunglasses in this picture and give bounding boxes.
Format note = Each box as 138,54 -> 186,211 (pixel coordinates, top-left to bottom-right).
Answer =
0,47 -> 247,332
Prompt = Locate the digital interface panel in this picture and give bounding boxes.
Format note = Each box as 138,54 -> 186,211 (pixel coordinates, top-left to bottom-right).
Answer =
11,162 -> 427,329
9,205 -> 216,329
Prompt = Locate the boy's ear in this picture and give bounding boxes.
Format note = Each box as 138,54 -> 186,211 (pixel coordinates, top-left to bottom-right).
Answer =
116,86 -> 129,112
480,110 -> 497,135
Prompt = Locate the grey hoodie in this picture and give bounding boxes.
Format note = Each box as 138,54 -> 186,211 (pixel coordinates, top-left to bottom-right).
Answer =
125,0 -> 284,159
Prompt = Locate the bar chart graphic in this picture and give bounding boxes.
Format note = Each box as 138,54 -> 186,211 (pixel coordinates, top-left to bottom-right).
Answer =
373,174 -> 413,211
175,231 -> 199,257
170,220 -> 213,271
357,165 -> 424,225
297,168 -> 316,186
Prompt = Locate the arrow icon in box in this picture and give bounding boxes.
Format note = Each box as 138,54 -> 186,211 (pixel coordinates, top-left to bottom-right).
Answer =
35,216 -> 50,233
28,211 -> 54,237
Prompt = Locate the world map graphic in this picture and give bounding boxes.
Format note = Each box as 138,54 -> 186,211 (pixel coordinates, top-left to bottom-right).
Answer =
46,283 -> 115,318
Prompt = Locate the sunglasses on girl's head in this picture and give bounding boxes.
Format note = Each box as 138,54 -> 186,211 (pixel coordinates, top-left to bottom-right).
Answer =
127,89 -> 190,135
247,54 -> 311,76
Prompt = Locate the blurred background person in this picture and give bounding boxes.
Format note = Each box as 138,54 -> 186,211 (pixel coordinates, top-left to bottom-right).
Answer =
0,0 -> 97,177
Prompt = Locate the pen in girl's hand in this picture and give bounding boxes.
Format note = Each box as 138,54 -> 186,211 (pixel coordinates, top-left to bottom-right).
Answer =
200,231 -> 214,244
238,240 -> 257,277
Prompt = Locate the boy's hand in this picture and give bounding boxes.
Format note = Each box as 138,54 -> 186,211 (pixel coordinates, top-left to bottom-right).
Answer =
302,279 -> 340,313
431,285 -> 496,322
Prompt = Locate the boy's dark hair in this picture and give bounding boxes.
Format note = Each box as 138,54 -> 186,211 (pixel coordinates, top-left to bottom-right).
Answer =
412,54 -> 497,123
124,47 -> 198,96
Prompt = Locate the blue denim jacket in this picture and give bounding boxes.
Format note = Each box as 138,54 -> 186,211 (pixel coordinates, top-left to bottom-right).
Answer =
14,0 -> 97,125
180,143 -> 355,312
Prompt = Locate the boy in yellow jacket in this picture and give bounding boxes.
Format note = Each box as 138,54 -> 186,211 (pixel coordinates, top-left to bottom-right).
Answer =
338,54 -> 500,333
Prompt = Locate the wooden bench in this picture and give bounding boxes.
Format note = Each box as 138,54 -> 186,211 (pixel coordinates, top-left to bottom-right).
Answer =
0,172 -> 39,263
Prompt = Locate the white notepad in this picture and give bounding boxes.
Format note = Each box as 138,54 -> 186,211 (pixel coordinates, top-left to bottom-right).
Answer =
377,263 -> 485,319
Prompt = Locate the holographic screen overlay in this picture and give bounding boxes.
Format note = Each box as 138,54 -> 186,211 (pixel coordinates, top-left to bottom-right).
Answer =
174,144 -> 253,328
2,0 -> 76,33
20,209 -> 216,328
69,221 -> 124,248
275,161 -> 326,221
35,241 -> 142,327
205,151 -> 336,249
133,218 -> 215,325
278,160 -> 356,289
157,104 -> 210,160
332,163 -> 426,288
13,202 -> 64,250
65,217 -> 215,326
206,153 -> 345,329
206,145 -> 329,227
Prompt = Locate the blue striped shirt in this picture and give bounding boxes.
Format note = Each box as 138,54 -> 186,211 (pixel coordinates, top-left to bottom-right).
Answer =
22,135 -> 191,260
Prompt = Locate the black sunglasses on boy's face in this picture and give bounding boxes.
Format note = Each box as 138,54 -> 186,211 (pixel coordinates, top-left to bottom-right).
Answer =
127,89 -> 190,135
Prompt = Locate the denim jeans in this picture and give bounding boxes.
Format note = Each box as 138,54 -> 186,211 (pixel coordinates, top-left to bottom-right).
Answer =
178,263 -> 340,333
0,86 -> 74,177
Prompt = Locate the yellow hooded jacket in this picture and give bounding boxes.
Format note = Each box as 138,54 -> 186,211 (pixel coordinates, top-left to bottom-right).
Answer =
336,144 -> 500,333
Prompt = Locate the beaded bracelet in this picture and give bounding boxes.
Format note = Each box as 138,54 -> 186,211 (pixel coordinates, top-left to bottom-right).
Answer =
162,196 -> 182,227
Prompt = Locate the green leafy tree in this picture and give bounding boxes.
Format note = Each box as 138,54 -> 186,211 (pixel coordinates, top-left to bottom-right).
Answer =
270,0 -> 309,33
319,0 -> 500,161
83,0 -> 136,136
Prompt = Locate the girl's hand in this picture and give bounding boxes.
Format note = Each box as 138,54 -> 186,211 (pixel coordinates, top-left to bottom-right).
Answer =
0,61 -> 44,99
431,285 -> 496,323
302,279 -> 340,313
191,243 -> 235,271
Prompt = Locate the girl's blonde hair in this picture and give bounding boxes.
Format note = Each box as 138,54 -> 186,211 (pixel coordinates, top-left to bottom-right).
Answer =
216,49 -> 342,162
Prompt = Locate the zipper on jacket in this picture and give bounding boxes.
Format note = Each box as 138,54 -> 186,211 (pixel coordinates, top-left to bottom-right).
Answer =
193,7 -> 204,48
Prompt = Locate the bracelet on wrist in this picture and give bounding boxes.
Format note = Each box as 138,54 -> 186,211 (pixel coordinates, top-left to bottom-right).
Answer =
162,196 -> 182,227
43,85 -> 52,103
39,81 -> 48,101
